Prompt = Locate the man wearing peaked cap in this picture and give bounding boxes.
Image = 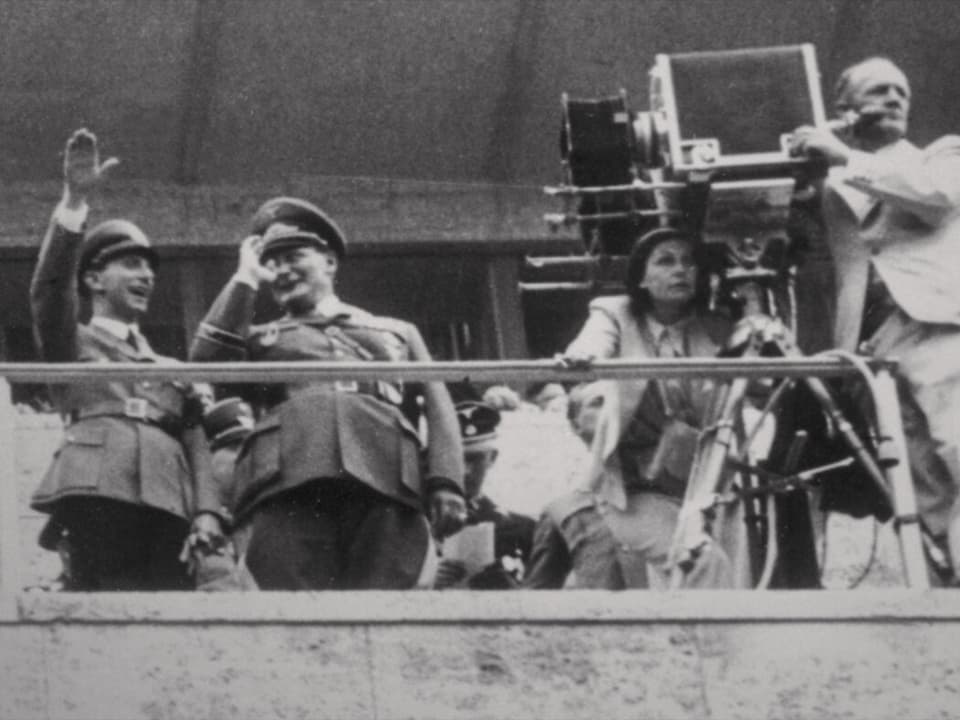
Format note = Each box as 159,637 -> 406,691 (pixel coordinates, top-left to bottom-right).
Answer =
434,399 -> 535,590
250,196 -> 346,260
201,397 -> 254,512
76,219 -> 158,292
190,196 -> 466,590
29,129 -> 224,591
203,397 -> 255,451
193,397 -> 260,591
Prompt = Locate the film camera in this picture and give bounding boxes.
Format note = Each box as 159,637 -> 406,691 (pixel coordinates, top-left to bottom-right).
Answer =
543,45 -> 902,588
540,44 -> 830,326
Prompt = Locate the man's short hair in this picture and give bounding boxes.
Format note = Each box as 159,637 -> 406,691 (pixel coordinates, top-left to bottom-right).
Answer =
833,56 -> 909,111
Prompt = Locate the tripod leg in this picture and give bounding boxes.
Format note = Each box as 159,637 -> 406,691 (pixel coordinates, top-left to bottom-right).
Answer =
872,368 -> 930,589
799,375 -> 894,506
669,376 -> 750,587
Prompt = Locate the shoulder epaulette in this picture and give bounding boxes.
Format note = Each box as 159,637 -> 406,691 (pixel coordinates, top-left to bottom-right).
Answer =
342,312 -> 409,339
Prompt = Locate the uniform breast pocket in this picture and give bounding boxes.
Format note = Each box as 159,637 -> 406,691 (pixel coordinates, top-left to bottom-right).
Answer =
52,425 -> 107,489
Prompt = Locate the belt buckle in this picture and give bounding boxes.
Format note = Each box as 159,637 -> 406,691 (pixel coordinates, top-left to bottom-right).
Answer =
124,397 -> 149,420
334,380 -> 358,392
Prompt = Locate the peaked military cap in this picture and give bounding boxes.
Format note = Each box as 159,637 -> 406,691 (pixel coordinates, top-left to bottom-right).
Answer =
252,196 -> 346,260
78,219 -> 158,278
455,401 -> 501,447
202,397 -> 254,451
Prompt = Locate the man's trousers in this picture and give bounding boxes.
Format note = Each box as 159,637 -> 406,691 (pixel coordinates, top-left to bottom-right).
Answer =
244,478 -> 432,590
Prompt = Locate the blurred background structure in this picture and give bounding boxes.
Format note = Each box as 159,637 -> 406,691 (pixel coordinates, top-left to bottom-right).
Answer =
1,0 -> 959,381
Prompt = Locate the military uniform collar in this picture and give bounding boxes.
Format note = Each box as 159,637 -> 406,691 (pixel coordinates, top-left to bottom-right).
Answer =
90,316 -> 140,342
286,294 -> 349,322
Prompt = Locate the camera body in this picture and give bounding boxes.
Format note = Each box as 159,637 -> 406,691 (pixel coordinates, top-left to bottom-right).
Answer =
638,45 -> 826,181
548,44 -> 830,323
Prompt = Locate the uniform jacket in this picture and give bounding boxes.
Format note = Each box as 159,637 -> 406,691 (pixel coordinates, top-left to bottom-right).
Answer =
29,217 -> 219,522
524,489 -> 684,589
189,279 -> 464,521
565,295 -> 731,510
824,136 -> 960,349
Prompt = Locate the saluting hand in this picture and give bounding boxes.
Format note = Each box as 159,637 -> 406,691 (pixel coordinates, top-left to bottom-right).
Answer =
235,234 -> 277,287
62,128 -> 119,208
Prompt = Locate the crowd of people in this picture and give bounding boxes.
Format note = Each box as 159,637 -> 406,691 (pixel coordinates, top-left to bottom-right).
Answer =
23,55 -> 960,591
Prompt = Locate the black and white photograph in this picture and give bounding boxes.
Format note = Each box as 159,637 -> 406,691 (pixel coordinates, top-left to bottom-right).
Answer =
1,1 -> 959,717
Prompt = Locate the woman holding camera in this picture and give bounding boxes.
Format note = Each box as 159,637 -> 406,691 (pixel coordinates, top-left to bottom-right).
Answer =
525,228 -> 740,589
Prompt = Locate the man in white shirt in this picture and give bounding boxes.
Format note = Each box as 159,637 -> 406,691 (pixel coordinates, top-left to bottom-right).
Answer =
791,57 -> 960,582
30,128 -> 224,590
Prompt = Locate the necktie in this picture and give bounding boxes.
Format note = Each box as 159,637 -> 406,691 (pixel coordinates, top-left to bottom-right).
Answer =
126,328 -> 140,352
656,328 -> 679,359
656,328 -> 689,419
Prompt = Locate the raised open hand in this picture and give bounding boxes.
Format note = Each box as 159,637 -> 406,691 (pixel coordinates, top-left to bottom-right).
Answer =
63,128 -> 119,205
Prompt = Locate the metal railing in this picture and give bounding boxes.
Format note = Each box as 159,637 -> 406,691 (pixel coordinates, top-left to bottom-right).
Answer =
0,357 -> 927,620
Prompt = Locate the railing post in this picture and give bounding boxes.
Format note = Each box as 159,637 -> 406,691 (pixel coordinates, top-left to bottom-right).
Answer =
873,368 -> 930,589
0,378 -> 20,618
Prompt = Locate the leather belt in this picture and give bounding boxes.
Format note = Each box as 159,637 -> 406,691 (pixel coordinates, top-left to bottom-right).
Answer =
70,399 -> 182,437
265,380 -> 403,410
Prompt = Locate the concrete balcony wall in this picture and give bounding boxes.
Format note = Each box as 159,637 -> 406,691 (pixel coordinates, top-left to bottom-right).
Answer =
2,591 -> 960,720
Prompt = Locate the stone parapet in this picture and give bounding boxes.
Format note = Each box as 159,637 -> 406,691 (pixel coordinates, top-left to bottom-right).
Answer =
2,590 -> 959,720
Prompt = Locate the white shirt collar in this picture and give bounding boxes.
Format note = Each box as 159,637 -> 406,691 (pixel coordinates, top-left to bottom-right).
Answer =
90,316 -> 139,341
645,314 -> 689,354
315,294 -> 343,317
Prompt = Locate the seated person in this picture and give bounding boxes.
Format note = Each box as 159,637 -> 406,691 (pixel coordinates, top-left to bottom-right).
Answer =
567,381 -> 605,447
201,397 -> 255,518
525,228 -> 734,589
188,397 -> 258,591
435,400 -> 536,589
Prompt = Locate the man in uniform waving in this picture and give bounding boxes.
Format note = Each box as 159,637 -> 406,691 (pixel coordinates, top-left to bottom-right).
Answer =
190,197 -> 465,589
30,129 -> 224,590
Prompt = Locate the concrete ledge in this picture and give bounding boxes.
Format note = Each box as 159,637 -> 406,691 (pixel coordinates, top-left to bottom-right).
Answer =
13,588 -> 960,624
4,591 -> 960,720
